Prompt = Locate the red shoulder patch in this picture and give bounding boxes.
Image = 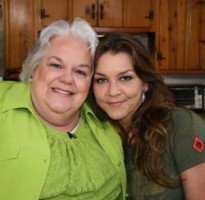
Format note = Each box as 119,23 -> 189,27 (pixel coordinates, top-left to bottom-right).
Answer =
193,137 -> 204,153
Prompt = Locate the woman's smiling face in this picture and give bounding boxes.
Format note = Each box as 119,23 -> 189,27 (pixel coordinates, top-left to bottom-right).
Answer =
93,52 -> 148,127
31,36 -> 91,126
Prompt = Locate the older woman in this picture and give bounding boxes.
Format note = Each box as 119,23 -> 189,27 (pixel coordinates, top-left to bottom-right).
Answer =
0,19 -> 126,200
89,32 -> 205,200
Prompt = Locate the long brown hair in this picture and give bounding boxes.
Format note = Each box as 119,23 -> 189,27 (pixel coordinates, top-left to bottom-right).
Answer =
88,32 -> 176,187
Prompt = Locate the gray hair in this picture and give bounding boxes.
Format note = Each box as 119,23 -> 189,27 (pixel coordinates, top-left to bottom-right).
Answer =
19,18 -> 99,82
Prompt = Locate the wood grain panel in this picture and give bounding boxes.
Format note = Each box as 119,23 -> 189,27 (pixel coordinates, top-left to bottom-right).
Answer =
125,0 -> 153,28
41,0 -> 70,27
4,0 -> 35,70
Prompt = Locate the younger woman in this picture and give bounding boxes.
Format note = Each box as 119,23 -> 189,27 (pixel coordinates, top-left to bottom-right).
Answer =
89,32 -> 205,200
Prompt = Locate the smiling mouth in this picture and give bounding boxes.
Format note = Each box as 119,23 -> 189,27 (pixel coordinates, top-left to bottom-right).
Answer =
108,101 -> 124,107
52,87 -> 74,95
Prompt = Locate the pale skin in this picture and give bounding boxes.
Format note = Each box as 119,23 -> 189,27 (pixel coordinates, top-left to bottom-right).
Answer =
93,51 -> 205,199
181,162 -> 205,200
31,36 -> 91,133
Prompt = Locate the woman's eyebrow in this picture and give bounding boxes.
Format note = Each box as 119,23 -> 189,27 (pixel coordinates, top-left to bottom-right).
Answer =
47,56 -> 62,62
119,70 -> 134,75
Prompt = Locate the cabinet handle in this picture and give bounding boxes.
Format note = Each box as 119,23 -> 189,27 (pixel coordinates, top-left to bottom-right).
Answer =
198,0 -> 205,4
91,4 -> 96,19
0,4 -> 3,18
145,10 -> 154,20
40,9 -> 50,19
157,52 -> 166,61
100,4 -> 104,19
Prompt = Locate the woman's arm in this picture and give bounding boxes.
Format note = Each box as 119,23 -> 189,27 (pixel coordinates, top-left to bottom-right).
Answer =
181,162 -> 205,200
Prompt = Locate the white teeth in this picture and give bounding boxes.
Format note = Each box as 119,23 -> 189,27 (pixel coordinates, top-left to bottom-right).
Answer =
53,88 -> 72,95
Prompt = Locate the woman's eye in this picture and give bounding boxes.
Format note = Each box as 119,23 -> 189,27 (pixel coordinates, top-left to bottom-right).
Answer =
94,78 -> 107,84
74,69 -> 88,77
120,76 -> 132,81
49,63 -> 62,69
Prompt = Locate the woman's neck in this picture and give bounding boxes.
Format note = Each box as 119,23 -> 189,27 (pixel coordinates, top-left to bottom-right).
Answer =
37,110 -> 80,133
120,120 -> 132,133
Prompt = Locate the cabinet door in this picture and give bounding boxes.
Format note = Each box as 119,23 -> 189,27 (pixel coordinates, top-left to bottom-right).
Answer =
185,0 -> 205,71
72,0 -> 123,27
156,0 -> 205,73
124,0 -> 154,28
97,0 -> 123,27
4,0 -> 35,71
39,0 -> 70,27
0,0 -> 3,75
201,3 -> 205,68
72,0 -> 97,26
156,0 -> 188,72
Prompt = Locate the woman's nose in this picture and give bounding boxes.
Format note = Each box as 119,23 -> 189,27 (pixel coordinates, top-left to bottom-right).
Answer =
59,69 -> 74,84
108,81 -> 121,96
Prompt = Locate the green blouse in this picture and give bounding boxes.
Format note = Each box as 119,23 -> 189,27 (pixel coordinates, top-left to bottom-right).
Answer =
0,82 -> 126,200
39,113 -> 122,200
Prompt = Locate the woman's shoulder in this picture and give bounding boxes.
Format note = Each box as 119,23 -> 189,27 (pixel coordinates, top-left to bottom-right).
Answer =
0,81 -> 27,94
0,81 -> 16,92
171,107 -> 204,124
169,106 -> 205,138
168,107 -> 205,173
0,81 -> 30,112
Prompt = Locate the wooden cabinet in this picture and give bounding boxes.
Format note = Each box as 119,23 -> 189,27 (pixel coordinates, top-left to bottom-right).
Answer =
3,0 -> 204,77
36,0 -> 155,30
0,0 -> 3,76
124,0 -> 155,29
3,0 -> 71,77
36,0 -> 71,28
4,0 -> 35,74
186,0 -> 205,71
3,0 -> 156,76
156,0 -> 205,74
71,0 -> 155,32
71,0 -> 123,27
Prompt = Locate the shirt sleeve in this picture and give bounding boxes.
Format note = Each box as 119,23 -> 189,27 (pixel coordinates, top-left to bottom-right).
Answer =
171,109 -> 205,173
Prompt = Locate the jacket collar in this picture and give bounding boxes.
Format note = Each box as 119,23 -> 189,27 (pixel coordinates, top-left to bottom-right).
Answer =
81,102 -> 103,127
